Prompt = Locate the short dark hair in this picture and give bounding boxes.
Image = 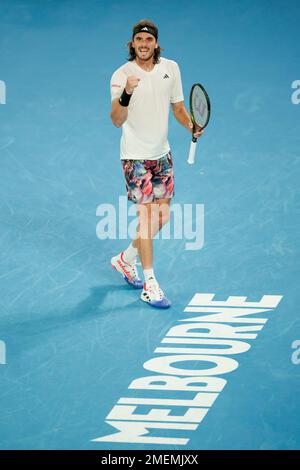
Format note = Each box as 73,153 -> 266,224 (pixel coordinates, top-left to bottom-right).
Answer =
127,19 -> 163,64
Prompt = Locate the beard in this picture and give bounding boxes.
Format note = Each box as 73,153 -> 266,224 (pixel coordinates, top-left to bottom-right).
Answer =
135,48 -> 155,61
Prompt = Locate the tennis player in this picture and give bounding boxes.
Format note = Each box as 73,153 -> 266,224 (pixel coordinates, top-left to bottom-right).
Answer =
110,19 -> 202,309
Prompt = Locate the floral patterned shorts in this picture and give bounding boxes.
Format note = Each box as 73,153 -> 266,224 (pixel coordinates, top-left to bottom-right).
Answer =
121,151 -> 174,204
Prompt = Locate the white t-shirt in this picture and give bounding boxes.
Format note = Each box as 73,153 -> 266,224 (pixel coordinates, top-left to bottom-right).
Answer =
110,57 -> 184,160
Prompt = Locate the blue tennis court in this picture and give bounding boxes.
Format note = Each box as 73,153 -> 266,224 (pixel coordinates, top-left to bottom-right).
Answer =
0,0 -> 299,450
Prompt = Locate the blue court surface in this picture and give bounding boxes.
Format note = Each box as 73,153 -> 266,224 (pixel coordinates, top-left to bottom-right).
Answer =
0,0 -> 300,450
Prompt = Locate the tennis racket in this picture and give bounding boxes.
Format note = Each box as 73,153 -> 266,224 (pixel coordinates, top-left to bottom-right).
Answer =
187,83 -> 211,165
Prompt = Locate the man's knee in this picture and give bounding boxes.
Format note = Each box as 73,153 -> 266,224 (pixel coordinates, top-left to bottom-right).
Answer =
137,203 -> 152,221
157,201 -> 170,225
137,203 -> 153,237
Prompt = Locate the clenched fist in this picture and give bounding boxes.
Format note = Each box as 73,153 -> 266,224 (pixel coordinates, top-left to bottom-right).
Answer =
125,76 -> 140,95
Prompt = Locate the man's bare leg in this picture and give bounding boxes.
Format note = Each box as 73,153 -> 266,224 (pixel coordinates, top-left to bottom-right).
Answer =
133,199 -> 171,270
133,202 -> 153,270
134,199 -> 171,307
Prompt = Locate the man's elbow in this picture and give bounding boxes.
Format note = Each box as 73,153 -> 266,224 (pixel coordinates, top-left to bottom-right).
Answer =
172,110 -> 181,121
172,103 -> 184,118
110,113 -> 122,128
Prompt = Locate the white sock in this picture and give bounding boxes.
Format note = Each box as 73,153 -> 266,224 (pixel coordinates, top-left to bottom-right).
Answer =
122,242 -> 138,264
143,268 -> 156,284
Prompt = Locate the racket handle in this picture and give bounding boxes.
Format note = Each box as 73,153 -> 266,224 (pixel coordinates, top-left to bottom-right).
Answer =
187,139 -> 197,164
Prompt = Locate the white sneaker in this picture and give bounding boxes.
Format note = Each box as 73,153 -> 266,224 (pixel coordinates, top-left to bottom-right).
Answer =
111,252 -> 143,289
141,279 -> 171,309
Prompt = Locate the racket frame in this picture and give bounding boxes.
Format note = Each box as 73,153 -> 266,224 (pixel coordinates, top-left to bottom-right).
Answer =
189,82 -> 211,140
187,83 -> 211,164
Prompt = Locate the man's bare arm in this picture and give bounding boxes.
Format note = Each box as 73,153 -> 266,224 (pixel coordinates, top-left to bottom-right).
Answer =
110,75 -> 140,128
110,98 -> 128,128
172,101 -> 203,138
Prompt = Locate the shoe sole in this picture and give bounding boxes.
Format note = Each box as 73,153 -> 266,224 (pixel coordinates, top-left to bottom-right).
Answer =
140,295 -> 171,309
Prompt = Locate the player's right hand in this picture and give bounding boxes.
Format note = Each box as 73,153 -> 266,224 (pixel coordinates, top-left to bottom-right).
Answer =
125,76 -> 140,95
189,122 -> 204,138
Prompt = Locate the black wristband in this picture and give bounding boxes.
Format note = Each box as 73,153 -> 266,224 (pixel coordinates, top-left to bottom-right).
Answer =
119,89 -> 132,107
